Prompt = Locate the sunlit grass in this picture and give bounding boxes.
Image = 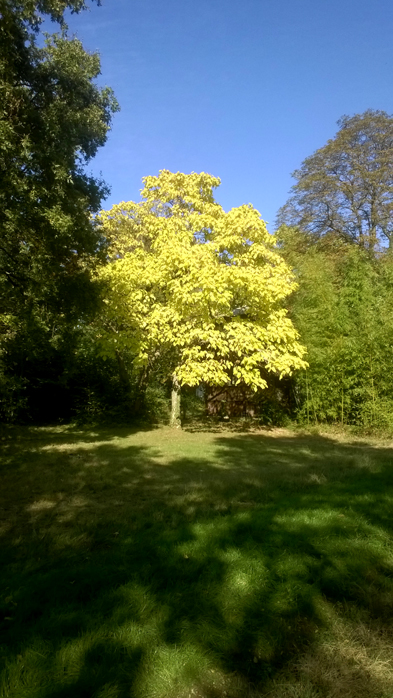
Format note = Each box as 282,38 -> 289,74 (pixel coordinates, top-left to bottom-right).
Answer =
0,424 -> 393,697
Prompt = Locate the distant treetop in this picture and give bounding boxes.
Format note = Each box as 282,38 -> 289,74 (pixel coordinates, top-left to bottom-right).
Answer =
276,110 -> 393,254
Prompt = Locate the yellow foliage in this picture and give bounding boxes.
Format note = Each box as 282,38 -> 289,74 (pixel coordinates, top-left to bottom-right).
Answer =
96,170 -> 307,388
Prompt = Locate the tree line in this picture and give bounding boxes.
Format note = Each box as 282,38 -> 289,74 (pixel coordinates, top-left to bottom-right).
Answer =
1,0 -> 393,428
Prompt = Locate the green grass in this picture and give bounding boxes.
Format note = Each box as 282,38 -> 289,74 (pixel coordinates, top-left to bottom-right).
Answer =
1,424 -> 393,698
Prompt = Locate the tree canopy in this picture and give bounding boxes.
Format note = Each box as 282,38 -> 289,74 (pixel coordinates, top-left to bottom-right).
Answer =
1,0 -> 101,28
0,0 -> 118,327
277,110 -> 393,253
96,170 -> 307,402
0,0 -> 118,421
4,8 -> 393,432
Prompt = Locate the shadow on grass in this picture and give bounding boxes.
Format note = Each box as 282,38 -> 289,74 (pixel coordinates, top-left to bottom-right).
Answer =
0,427 -> 393,697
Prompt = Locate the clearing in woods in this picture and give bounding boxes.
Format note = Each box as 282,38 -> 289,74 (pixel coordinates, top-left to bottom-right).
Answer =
0,424 -> 393,698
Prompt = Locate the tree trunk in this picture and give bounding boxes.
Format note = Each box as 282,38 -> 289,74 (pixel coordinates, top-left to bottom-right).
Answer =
115,350 -> 131,393
170,374 -> 181,428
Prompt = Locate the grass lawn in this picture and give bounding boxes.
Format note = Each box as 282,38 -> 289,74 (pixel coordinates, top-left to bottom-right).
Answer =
1,424 -> 393,698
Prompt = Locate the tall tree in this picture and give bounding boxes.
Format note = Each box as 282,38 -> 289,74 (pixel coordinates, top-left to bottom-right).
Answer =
277,110 -> 393,253
96,171 -> 307,425
0,0 -> 118,324
0,0 -> 119,421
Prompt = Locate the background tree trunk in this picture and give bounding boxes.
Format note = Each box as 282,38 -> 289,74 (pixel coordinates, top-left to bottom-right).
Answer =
115,350 -> 131,393
170,374 -> 181,427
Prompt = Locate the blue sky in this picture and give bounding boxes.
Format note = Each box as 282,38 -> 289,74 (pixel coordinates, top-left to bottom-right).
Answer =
63,0 -> 393,231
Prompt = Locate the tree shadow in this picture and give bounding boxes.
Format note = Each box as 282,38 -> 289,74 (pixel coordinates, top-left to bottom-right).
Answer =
1,428 -> 393,697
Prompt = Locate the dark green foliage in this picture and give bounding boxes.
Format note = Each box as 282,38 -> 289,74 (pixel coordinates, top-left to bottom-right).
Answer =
252,374 -> 295,426
0,0 -> 119,421
0,0 -> 118,320
3,0 -> 101,26
68,350 -> 171,426
0,332 -> 159,424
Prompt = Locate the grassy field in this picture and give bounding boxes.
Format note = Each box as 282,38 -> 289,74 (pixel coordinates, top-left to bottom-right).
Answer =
1,424 -> 393,698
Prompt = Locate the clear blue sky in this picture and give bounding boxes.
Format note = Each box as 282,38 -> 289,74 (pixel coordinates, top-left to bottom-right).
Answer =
64,0 -> 393,231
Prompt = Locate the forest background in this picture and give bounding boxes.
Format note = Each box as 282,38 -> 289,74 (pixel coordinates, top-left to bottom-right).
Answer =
2,0 -> 393,432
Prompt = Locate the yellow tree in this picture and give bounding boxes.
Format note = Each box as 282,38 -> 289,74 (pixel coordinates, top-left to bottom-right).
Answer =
96,171 -> 307,425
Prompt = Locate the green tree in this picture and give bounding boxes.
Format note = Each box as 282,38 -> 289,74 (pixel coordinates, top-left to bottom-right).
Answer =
277,111 -> 393,253
0,0 -> 119,420
0,0 -> 118,320
277,226 -> 393,427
